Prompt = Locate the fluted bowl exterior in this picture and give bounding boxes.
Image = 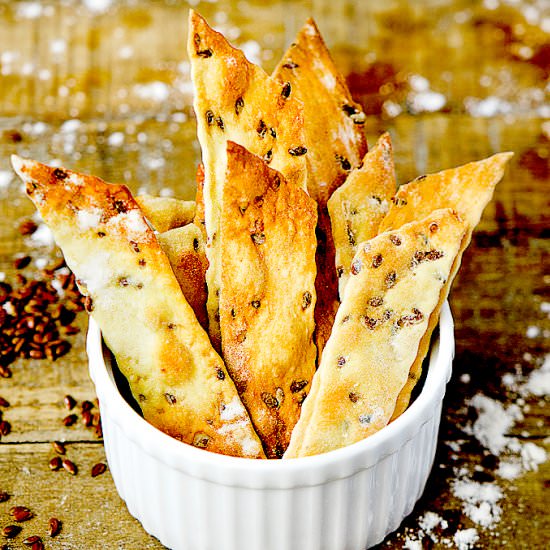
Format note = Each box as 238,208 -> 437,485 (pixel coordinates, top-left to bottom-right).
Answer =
87,302 -> 454,550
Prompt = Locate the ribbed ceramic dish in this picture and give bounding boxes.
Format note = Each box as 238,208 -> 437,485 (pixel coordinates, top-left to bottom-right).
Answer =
86,302 -> 454,550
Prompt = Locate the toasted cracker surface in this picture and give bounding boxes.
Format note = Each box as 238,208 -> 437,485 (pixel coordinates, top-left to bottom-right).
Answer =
379,152 -> 513,419
12,155 -> 264,459
219,142 -> 317,458
273,18 -> 368,356
158,224 -> 209,331
188,10 -> 308,349
135,194 -> 195,233
328,132 -> 396,299
284,209 -> 467,458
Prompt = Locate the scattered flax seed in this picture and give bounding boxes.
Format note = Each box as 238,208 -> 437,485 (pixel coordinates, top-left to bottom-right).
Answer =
14,256 -> 31,270
48,517 -> 61,537
63,395 -> 76,410
22,535 -> 42,546
10,506 -> 33,522
0,397 -> 9,407
18,220 -> 38,236
2,524 -> 21,538
62,459 -> 77,475
80,399 -> 94,412
62,414 -> 77,427
81,410 -> 93,427
91,462 -> 107,477
0,420 -> 10,436
52,441 -> 66,455
0,491 -> 9,502
49,456 -> 62,471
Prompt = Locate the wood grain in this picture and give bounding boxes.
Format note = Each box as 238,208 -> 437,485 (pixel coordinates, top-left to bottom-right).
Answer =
1,1 -> 548,549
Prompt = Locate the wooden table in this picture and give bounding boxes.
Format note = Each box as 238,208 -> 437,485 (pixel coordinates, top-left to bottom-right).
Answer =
1,1 -> 548,549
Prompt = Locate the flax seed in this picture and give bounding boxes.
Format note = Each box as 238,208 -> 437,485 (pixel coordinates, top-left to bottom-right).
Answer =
62,459 -> 77,475
9,506 -> 33,522
52,441 -> 66,455
22,535 -> 42,545
62,414 -> 77,427
91,462 -> 107,477
49,456 -> 62,471
2,524 -> 21,538
48,517 -> 61,537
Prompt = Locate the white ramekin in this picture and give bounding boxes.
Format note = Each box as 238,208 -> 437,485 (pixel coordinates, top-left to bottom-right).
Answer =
86,302 -> 454,550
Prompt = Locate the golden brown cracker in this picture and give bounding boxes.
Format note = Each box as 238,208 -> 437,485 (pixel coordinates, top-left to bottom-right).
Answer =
188,10 -> 308,349
135,194 -> 195,233
285,209 -> 467,457
273,17 -> 367,206
219,142 -> 317,458
328,132 -> 396,299
12,155 -> 264,459
378,152 -> 513,419
273,18 -> 368,356
157,225 -> 209,332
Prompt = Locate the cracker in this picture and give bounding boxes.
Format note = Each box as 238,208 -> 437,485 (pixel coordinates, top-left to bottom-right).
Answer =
328,132 -> 396,299
378,152 -> 513,419
11,155 -> 264,459
219,142 -> 317,458
194,162 -> 206,234
273,18 -> 368,356
188,10 -> 308,349
135,194 -> 195,233
157,224 -> 209,331
273,17 -> 367,206
284,209 -> 467,457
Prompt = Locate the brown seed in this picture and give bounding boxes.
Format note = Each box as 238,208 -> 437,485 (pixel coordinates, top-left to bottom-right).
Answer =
31,542 -> 44,550
81,400 -> 94,412
2,524 -> 21,538
82,411 -> 93,427
48,517 -> 61,537
288,146 -> 307,156
62,459 -> 77,475
62,414 -> 77,427
0,491 -> 9,502
52,441 -> 66,455
18,220 -> 38,235
22,535 -> 42,545
0,421 -> 10,436
14,256 -> 31,270
49,456 -> 62,471
91,462 -> 107,477
10,506 -> 33,522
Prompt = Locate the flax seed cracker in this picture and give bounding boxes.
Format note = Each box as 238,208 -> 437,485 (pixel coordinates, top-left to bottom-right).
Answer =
379,152 -> 513,419
328,133 -> 396,299
11,155 -> 264,459
273,18 -> 368,356
188,10 -> 307,350
158,224 -> 209,332
135,194 -> 196,233
219,142 -> 317,458
284,209 -> 467,457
